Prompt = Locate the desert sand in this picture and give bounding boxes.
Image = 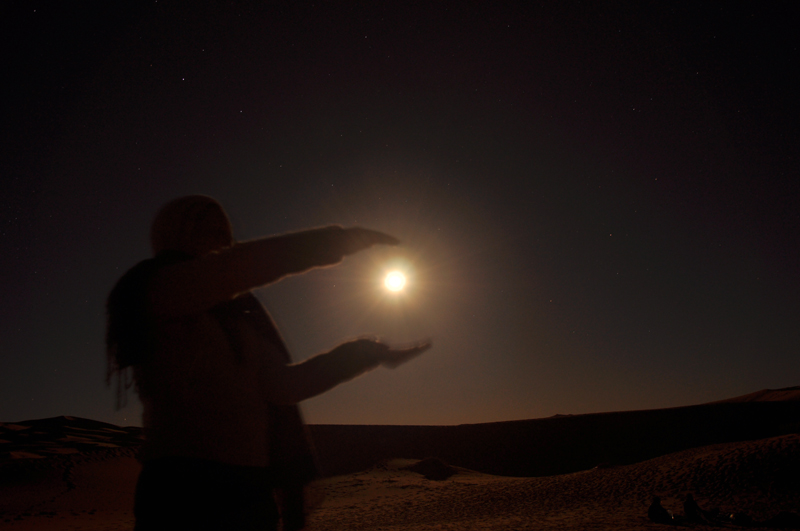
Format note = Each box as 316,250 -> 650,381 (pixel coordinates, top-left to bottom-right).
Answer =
308,435 -> 800,530
2,387 -> 799,530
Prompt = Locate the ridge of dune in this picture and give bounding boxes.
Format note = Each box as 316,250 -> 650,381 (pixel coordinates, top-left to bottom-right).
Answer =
707,386 -> 800,404
310,400 -> 800,478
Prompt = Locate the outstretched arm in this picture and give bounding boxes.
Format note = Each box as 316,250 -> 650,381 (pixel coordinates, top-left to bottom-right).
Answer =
263,338 -> 432,405
149,226 -> 399,317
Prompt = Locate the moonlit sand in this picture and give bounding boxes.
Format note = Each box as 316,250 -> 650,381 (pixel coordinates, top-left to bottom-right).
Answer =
2,388 -> 799,530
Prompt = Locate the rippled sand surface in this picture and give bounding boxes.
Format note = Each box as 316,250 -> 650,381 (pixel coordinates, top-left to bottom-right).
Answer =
1,415 -> 798,530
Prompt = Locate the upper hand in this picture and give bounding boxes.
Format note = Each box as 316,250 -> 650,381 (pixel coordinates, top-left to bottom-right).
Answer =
338,227 -> 400,257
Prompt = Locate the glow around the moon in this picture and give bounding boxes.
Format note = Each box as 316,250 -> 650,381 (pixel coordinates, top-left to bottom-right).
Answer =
384,271 -> 406,292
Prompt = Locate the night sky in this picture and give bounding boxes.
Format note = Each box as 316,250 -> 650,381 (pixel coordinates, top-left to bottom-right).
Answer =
2,2 -> 798,427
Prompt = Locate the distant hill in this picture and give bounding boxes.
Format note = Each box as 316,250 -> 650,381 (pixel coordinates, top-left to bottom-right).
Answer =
708,386 -> 800,403
2,387 -> 799,479
310,400 -> 800,477
0,415 -> 141,463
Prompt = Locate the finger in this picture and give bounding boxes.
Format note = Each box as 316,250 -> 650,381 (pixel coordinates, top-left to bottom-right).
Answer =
382,341 -> 432,368
344,228 -> 400,253
361,229 -> 400,246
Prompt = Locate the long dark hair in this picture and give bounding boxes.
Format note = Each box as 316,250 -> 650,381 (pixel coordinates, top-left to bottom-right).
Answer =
105,250 -> 192,408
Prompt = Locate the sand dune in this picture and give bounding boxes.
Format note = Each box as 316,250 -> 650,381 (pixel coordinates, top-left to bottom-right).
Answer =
2,389 -> 799,529
0,416 -> 142,460
309,435 -> 800,530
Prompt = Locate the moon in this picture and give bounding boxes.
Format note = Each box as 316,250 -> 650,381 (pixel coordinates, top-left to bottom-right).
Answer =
384,271 -> 406,292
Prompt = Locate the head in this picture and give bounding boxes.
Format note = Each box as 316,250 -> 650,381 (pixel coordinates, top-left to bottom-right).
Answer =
150,195 -> 234,256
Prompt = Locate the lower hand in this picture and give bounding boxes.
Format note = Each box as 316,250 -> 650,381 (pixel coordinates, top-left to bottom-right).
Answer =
379,340 -> 432,368
344,338 -> 431,369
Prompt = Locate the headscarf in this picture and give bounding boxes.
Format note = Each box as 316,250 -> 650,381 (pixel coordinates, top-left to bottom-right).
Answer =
150,195 -> 231,255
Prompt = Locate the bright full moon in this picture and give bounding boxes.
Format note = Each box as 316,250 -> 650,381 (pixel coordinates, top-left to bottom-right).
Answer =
384,271 -> 406,292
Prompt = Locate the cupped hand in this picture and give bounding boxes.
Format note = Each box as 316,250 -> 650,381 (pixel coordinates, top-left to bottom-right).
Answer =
378,340 -> 432,369
342,337 -> 432,370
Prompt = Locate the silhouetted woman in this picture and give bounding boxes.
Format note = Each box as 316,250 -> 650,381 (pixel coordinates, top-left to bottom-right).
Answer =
106,195 -> 430,531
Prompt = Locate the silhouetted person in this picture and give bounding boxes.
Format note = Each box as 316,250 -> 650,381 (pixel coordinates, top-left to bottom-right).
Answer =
683,493 -> 706,524
648,496 -> 673,524
106,195 -> 431,531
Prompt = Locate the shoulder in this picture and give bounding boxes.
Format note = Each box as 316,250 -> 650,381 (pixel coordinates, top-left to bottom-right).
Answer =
108,251 -> 193,309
